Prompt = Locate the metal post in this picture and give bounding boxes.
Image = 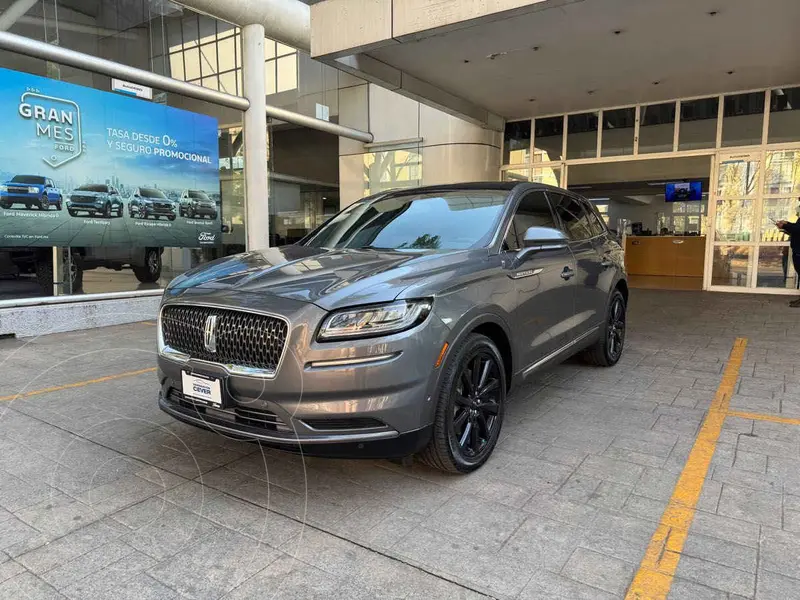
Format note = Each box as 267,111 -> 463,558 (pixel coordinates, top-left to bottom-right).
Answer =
242,23 -> 270,251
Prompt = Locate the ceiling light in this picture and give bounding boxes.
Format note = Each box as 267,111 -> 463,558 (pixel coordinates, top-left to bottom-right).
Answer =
653,81 -> 660,85
587,90 -> 595,95
707,10 -> 718,16
528,98 -> 536,102
727,70 -> 735,75
613,29 -> 623,35
463,59 -> 470,64
531,46 -> 540,51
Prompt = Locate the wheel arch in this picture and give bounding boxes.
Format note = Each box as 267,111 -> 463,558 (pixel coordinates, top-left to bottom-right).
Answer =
440,311 -> 515,392
615,278 -> 629,305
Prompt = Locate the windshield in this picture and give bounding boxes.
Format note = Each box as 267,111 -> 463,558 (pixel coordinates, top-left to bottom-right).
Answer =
11,175 -> 45,184
302,190 -> 509,250
139,188 -> 167,199
188,191 -> 210,200
75,184 -> 108,192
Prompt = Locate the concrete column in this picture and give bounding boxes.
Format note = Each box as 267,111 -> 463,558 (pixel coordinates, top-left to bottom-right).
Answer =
242,23 -> 270,250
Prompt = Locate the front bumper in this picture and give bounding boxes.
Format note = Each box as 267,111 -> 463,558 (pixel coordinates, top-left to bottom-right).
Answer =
156,295 -> 450,456
69,200 -> 105,210
147,207 -> 176,216
1,193 -> 38,205
190,204 -> 217,216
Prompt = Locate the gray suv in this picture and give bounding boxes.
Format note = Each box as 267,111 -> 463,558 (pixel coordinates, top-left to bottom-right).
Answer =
157,183 -> 627,472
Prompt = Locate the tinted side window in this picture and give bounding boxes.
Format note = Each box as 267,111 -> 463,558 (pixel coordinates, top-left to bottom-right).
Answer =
551,193 -> 593,240
504,191 -> 557,251
581,200 -> 607,236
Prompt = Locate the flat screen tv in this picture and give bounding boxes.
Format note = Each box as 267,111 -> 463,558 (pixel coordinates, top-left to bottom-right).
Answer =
665,181 -> 702,202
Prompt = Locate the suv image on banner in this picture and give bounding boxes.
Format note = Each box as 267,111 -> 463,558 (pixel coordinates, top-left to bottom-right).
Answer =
129,187 -> 176,221
179,190 -> 217,219
66,184 -> 124,218
0,175 -> 62,210
157,182 -> 628,473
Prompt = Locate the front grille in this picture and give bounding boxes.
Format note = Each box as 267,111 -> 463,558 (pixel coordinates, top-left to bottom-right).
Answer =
154,202 -> 172,210
8,187 -> 28,194
161,305 -> 288,373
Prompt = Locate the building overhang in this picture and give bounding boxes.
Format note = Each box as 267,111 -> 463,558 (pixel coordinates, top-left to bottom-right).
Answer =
311,0 -> 799,122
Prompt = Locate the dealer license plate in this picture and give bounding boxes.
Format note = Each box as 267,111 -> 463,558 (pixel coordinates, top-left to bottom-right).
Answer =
181,371 -> 223,408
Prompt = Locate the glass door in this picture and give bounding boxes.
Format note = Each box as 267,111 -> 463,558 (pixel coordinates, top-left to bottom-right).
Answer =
708,147 -> 800,291
758,149 -> 800,290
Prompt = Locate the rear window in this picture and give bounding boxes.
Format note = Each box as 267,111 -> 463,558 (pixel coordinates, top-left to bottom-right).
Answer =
139,188 -> 167,199
75,184 -> 108,192
11,175 -> 45,184
303,190 -> 509,250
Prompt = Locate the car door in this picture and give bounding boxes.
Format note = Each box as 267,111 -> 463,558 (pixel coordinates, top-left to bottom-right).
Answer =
548,192 -> 606,338
503,190 -> 577,368
582,198 -> 621,301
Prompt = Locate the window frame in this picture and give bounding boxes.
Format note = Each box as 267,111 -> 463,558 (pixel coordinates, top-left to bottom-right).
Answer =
548,191 -> 596,241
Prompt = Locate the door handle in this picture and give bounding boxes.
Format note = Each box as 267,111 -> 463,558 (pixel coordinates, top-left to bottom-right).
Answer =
560,266 -> 575,281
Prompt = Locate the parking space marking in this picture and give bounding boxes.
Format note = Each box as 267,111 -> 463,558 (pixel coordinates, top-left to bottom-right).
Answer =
625,337 -> 747,600
0,367 -> 156,402
729,410 -> 800,426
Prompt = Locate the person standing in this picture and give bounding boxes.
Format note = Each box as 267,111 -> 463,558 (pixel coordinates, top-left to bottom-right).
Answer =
777,208 -> 800,306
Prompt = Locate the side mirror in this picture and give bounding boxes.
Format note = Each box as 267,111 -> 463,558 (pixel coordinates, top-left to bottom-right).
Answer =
513,227 -> 568,267
522,226 -> 569,250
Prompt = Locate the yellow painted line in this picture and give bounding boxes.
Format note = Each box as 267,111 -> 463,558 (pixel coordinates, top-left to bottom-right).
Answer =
729,410 -> 800,427
0,367 -> 157,402
138,321 -> 157,327
625,337 -> 747,600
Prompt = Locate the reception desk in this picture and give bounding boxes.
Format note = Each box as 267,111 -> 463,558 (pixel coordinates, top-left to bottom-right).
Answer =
625,236 -> 705,278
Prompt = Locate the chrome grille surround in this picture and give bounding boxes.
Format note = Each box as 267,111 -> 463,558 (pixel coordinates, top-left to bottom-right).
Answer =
159,304 -> 289,378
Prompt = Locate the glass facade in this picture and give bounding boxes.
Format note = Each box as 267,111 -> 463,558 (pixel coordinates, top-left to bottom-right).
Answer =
503,83 -> 800,293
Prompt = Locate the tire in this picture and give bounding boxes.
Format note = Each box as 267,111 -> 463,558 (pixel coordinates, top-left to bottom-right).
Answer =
187,206 -> 194,219
39,195 -> 49,210
133,249 -> 162,283
103,202 -> 111,218
56,198 -> 62,211
419,333 -> 506,473
68,209 -> 77,217
140,208 -> 148,219
584,289 -> 627,367
168,215 -> 175,221
0,201 -> 9,209
35,252 -> 83,295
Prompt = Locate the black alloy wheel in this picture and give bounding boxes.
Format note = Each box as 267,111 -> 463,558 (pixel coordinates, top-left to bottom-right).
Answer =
103,202 -> 111,218
452,351 -> 502,458
39,195 -> 49,210
607,295 -> 626,362
420,333 -> 506,473
584,289 -> 627,367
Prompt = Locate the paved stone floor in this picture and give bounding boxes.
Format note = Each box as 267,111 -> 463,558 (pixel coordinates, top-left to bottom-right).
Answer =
0,289 -> 799,599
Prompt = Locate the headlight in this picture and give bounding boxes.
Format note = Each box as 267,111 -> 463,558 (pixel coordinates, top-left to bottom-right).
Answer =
317,299 -> 432,341
0,185 -> 7,193
28,186 -> 38,194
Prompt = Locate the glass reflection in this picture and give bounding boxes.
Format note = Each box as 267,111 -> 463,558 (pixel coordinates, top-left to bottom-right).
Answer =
639,102 -> 676,154
503,121 -> 531,165
757,246 -> 798,289
715,199 -> 753,242
502,169 -> 529,182
533,116 -> 563,162
601,108 -> 635,157
679,97 -> 718,151
712,246 -> 751,287
764,150 -> 800,196
769,87 -> 800,144
761,198 -> 798,242
718,159 -> 759,197
722,92 -> 765,148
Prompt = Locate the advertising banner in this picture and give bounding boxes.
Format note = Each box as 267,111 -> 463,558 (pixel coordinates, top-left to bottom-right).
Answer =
0,67 -> 221,248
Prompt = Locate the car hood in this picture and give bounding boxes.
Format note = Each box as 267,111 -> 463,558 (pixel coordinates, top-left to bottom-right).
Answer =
5,181 -> 41,188
165,245 -> 482,310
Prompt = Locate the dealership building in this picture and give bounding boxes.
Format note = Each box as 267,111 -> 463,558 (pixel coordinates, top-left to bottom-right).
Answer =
0,0 -> 796,334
